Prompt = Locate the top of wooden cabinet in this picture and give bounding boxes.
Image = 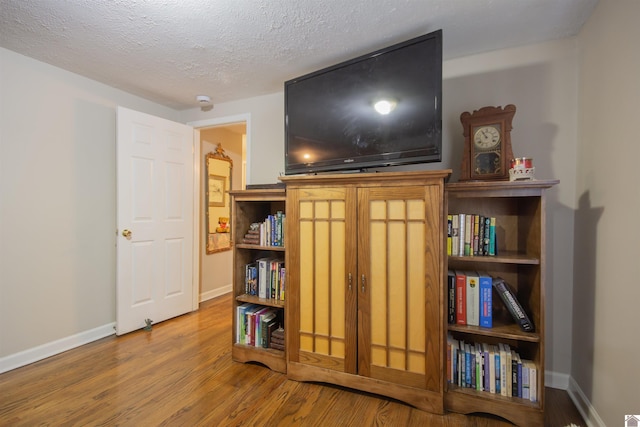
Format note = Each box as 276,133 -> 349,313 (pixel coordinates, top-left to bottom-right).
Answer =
279,169 -> 452,186
446,179 -> 559,198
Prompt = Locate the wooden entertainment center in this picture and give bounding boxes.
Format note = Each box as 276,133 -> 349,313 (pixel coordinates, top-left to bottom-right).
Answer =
230,170 -> 557,426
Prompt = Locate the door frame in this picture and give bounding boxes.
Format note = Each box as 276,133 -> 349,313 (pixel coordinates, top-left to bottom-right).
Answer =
188,113 -> 251,306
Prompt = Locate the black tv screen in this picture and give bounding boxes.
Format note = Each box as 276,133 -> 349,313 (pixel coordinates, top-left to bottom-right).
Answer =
284,29 -> 442,175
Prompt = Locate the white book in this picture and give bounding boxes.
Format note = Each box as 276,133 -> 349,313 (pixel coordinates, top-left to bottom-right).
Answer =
465,271 -> 480,326
257,257 -> 271,298
525,360 -> 537,402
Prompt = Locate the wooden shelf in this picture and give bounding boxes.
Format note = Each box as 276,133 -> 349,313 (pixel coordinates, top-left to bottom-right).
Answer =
236,293 -> 285,308
447,322 -> 540,343
235,243 -> 285,252
445,180 -> 557,427
230,189 -> 287,374
448,251 -> 539,265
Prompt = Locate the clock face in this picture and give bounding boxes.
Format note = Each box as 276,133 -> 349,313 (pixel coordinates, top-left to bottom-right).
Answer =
473,125 -> 501,150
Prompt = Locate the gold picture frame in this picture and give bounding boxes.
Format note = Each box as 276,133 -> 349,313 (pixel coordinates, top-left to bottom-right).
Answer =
206,144 -> 233,254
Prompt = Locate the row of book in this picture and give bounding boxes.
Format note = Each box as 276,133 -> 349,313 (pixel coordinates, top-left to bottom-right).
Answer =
236,303 -> 284,350
242,211 -> 285,246
245,258 -> 285,301
447,334 -> 538,402
447,213 -> 497,257
447,271 -> 534,332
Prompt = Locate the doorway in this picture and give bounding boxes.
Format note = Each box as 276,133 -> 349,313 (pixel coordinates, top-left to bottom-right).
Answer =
191,115 -> 248,303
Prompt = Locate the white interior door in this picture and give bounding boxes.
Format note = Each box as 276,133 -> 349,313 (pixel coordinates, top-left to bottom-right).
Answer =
116,106 -> 197,335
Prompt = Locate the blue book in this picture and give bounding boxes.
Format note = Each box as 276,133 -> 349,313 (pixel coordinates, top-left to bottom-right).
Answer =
478,272 -> 493,328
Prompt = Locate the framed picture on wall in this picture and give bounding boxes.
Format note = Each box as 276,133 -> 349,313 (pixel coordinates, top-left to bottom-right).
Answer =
208,174 -> 226,207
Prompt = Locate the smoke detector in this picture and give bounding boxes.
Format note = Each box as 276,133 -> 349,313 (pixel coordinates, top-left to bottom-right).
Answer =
196,95 -> 213,111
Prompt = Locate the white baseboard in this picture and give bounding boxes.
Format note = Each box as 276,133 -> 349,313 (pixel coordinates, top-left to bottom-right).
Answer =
542,370 -> 605,427
546,370 -> 570,389
0,322 -> 116,374
200,285 -> 232,302
567,376 -> 606,427
0,288 -> 232,375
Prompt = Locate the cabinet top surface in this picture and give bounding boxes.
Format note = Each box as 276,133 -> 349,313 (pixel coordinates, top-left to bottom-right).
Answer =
278,169 -> 452,185
446,179 -> 559,193
230,188 -> 286,197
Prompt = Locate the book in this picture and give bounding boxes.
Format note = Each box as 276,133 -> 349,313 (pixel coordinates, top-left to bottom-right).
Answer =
236,303 -> 256,344
488,217 -> 497,256
458,213 -> 465,256
279,266 -> 286,301
465,271 -> 479,326
245,305 -> 264,346
259,311 -> 277,347
482,216 -> 491,255
455,271 -> 467,325
478,272 -> 493,328
512,351 -> 522,398
253,307 -> 272,347
447,270 -> 456,324
511,350 -> 520,397
521,359 -> 531,400
524,360 -> 538,402
264,318 -> 279,348
498,343 -> 508,396
451,214 -> 460,257
492,277 -> 535,332
494,346 -> 501,394
464,214 -> 472,256
488,344 -> 496,393
472,214 -> 480,255
447,214 -> 453,256
477,215 -> 485,255
482,342 -> 491,392
245,263 -> 257,295
256,257 -> 272,298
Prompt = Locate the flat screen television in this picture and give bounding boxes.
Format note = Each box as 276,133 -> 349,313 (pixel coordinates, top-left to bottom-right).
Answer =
284,29 -> 442,175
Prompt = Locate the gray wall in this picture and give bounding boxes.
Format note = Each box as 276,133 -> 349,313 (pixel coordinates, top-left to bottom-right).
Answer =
574,1 -> 640,425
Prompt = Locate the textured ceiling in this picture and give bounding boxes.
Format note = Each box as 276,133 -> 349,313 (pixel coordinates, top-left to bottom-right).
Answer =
0,0 -> 598,110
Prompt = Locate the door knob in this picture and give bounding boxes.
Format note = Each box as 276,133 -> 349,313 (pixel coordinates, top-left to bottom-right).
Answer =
122,229 -> 132,240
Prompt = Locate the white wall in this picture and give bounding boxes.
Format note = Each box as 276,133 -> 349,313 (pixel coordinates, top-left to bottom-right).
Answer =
0,47 -> 179,363
180,93 -> 284,186
574,1 -> 640,425
181,38 -> 580,383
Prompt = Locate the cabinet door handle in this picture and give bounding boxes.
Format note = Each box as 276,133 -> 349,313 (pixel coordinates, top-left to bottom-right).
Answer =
361,274 -> 366,293
348,273 -> 352,291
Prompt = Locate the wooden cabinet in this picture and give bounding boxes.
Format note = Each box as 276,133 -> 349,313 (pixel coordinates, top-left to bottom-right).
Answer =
280,171 -> 450,413
444,180 -> 558,427
230,189 -> 286,374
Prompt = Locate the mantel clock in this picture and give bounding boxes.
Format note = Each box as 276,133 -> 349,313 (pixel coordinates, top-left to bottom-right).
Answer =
459,104 -> 516,181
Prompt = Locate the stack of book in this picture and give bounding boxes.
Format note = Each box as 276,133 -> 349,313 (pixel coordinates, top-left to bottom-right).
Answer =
236,303 -> 282,349
245,258 -> 285,300
447,271 -> 534,332
242,212 -> 285,247
242,225 -> 261,244
446,334 -> 538,403
270,327 -> 285,351
447,213 -> 497,257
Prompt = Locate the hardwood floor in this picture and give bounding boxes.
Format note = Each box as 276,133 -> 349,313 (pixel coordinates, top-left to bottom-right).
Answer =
0,294 -> 585,426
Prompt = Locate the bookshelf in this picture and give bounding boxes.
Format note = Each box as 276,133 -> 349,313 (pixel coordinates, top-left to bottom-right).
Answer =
230,189 -> 286,374
444,179 -> 558,427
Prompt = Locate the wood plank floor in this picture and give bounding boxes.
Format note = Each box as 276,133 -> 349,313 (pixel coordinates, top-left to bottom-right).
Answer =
0,294 -> 585,426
